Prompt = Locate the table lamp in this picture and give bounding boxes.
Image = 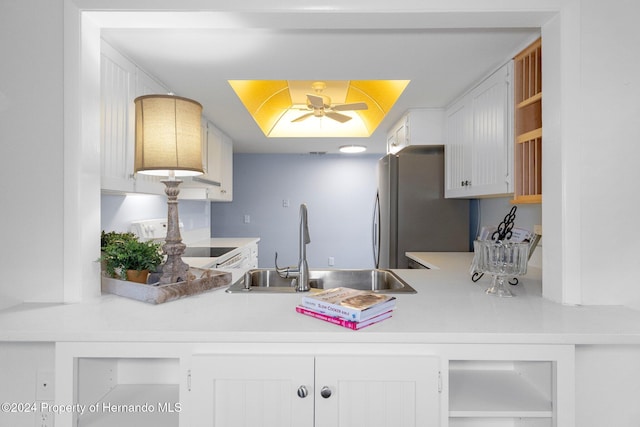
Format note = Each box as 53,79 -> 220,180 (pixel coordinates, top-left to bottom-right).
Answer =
134,94 -> 203,284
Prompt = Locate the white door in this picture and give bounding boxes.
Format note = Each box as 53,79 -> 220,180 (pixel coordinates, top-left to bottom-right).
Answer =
315,355 -> 441,427
189,354 -> 314,427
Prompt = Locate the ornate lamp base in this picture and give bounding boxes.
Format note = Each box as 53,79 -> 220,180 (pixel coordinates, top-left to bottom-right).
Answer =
160,179 -> 189,284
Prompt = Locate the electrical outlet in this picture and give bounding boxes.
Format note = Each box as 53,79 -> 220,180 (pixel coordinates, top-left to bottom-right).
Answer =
283,199 -> 290,208
36,370 -> 54,401
243,214 -> 251,224
328,257 -> 335,266
34,404 -> 54,427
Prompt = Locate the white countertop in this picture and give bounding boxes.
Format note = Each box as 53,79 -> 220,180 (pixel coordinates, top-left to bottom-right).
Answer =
2,252 -> 640,345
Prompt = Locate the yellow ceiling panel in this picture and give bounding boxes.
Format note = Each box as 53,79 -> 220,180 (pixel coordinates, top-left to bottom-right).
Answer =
229,80 -> 409,138
349,80 -> 410,113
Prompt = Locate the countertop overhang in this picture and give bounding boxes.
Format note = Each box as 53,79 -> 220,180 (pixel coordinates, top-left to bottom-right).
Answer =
2,253 -> 640,345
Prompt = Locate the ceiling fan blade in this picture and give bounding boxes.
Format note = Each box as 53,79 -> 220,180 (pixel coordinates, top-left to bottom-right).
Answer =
333,102 -> 368,111
291,112 -> 314,123
325,111 -> 352,123
306,94 -> 325,109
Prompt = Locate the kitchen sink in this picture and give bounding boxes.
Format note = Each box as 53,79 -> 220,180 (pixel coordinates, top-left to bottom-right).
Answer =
226,268 -> 417,294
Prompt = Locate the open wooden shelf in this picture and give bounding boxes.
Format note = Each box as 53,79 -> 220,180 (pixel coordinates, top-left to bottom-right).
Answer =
517,92 -> 542,109
516,127 -> 542,144
513,38 -> 542,204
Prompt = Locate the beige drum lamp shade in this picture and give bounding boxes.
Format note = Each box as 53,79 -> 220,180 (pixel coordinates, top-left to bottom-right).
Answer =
134,94 -> 204,177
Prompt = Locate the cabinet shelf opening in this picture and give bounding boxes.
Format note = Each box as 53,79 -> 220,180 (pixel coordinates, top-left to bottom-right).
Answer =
449,360 -> 553,420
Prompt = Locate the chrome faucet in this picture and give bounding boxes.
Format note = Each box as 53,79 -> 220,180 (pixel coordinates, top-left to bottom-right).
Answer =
275,203 -> 311,291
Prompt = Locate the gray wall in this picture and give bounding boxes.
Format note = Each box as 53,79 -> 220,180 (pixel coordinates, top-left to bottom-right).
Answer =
211,154 -> 543,270
474,197 -> 541,239
211,153 -> 380,269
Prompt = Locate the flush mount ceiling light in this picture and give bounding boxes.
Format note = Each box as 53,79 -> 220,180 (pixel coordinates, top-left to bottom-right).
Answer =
228,80 -> 409,138
339,145 -> 367,153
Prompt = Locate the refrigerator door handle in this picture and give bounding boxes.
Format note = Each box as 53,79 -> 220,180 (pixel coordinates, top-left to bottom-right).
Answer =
372,191 -> 380,269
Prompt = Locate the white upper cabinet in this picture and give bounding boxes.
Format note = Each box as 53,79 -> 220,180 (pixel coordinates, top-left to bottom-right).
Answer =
445,61 -> 514,198
100,41 -> 233,199
181,120 -> 234,201
100,41 -> 136,193
100,40 -> 168,195
387,108 -> 445,154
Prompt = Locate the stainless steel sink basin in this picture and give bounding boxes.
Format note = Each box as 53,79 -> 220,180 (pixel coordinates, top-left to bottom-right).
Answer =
226,268 -> 417,294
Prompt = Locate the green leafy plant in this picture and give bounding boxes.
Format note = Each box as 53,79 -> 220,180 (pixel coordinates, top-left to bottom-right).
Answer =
100,230 -> 137,250
99,232 -> 164,281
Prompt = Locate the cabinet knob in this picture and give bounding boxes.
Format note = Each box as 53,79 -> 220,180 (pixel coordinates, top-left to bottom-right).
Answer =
320,386 -> 332,399
297,385 -> 308,398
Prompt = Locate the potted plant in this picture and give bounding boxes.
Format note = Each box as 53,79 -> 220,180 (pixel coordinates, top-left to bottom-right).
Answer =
101,230 -> 137,249
100,232 -> 164,284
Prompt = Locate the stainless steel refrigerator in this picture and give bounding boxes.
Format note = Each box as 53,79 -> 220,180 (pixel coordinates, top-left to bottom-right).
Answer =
373,146 -> 470,268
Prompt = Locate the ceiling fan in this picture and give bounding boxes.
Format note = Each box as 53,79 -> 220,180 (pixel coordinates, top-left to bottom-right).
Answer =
291,81 -> 368,123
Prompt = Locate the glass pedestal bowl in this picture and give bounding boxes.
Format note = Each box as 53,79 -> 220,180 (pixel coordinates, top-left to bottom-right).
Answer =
472,240 -> 530,297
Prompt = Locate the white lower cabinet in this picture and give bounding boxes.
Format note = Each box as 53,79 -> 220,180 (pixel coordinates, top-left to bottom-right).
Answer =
446,344 -> 574,427
55,342 -> 190,427
56,343 -> 574,427
189,353 -> 441,427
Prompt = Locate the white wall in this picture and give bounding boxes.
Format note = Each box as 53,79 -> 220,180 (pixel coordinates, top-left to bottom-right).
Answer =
578,0 -> 640,307
0,343 -> 55,427
211,154 -> 380,269
0,0 -> 65,309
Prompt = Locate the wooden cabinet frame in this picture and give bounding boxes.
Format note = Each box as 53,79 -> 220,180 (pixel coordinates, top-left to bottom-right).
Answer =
513,38 -> 543,204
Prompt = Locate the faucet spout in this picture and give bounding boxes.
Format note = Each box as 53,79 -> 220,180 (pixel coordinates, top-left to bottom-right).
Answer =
274,204 -> 311,291
297,204 -> 311,292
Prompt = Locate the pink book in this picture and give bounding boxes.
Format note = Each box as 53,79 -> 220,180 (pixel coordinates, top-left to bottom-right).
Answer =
295,305 -> 392,330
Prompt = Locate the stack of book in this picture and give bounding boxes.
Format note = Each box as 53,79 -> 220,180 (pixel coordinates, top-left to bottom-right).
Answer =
296,287 -> 396,330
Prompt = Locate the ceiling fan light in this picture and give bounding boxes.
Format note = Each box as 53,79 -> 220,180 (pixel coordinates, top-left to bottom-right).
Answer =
339,144 -> 367,154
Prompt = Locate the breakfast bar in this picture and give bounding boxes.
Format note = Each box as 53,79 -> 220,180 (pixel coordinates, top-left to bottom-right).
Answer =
2,253 -> 640,426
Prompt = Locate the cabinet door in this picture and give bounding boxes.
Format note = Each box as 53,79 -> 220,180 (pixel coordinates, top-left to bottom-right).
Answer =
100,40 -> 169,195
100,41 -> 136,193
218,134 -> 233,201
182,123 -> 234,201
468,62 -> 513,197
445,62 -> 513,198
387,115 -> 408,154
445,100 -> 473,198
189,354 -> 314,427
315,355 -> 441,427
203,123 -> 223,184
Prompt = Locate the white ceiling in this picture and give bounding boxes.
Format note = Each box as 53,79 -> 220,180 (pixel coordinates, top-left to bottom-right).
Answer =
101,12 -> 541,154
